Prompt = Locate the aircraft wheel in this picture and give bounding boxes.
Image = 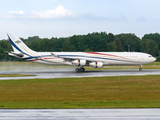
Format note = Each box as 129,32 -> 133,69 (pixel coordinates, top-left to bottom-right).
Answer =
80,68 -> 85,72
139,68 -> 142,71
75,68 -> 80,72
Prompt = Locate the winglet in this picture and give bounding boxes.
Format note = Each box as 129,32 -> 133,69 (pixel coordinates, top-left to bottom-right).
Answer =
51,53 -> 59,57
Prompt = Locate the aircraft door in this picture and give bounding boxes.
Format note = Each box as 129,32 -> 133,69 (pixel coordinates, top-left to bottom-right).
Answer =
141,54 -> 144,60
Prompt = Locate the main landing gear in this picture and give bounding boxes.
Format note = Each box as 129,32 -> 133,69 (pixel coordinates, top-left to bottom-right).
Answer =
75,67 -> 85,72
139,65 -> 142,71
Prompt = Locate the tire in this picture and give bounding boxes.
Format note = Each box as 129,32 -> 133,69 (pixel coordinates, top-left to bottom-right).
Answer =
80,68 -> 85,72
75,68 -> 80,72
139,68 -> 142,71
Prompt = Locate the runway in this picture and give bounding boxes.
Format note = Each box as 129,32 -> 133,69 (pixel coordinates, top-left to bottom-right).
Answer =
0,69 -> 160,80
0,109 -> 160,120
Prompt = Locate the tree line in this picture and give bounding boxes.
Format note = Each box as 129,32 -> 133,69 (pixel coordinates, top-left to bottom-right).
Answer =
0,32 -> 160,61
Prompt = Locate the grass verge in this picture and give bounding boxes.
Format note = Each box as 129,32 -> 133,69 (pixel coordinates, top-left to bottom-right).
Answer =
0,74 -> 34,77
0,75 -> 160,108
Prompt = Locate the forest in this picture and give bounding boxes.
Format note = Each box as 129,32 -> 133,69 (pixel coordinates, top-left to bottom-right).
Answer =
0,32 -> 160,61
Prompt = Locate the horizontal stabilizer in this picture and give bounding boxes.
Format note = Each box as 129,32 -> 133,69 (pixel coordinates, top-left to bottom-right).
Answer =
5,51 -> 24,58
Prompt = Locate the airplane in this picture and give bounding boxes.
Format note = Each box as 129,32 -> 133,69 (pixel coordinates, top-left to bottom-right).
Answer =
6,33 -> 156,72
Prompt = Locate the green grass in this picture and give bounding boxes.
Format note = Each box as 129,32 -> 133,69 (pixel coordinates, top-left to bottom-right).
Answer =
0,100 -> 159,108
0,74 -> 34,77
0,75 -> 160,108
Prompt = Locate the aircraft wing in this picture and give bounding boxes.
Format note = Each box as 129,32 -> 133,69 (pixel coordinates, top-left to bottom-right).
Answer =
51,52 -> 105,68
51,52 -> 102,62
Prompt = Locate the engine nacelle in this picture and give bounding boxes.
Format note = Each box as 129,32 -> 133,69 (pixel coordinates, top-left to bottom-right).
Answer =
72,59 -> 86,66
89,61 -> 103,68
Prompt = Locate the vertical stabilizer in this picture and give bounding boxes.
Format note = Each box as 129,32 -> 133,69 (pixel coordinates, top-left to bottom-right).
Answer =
7,33 -> 36,56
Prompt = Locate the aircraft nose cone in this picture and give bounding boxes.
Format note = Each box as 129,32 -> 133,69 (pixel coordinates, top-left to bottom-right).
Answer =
153,57 -> 156,62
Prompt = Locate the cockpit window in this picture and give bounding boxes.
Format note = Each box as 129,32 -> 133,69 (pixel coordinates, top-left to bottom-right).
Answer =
149,56 -> 152,57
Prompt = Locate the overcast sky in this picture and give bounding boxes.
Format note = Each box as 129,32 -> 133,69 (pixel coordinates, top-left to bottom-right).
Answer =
1,0 -> 160,39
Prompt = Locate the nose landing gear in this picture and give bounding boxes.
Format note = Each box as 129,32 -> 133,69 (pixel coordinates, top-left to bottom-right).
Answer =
139,65 -> 142,71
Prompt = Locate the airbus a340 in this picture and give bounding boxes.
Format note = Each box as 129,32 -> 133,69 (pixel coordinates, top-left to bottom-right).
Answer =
7,33 -> 156,72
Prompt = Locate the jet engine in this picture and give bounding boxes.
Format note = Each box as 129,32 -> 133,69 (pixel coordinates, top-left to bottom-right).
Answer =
72,59 -> 86,66
89,61 -> 103,68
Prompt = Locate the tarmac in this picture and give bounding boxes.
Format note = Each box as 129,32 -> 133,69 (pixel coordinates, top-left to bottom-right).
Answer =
0,69 -> 160,80
0,109 -> 160,120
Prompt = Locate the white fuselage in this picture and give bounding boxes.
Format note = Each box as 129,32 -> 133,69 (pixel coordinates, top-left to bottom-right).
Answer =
25,52 -> 156,66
